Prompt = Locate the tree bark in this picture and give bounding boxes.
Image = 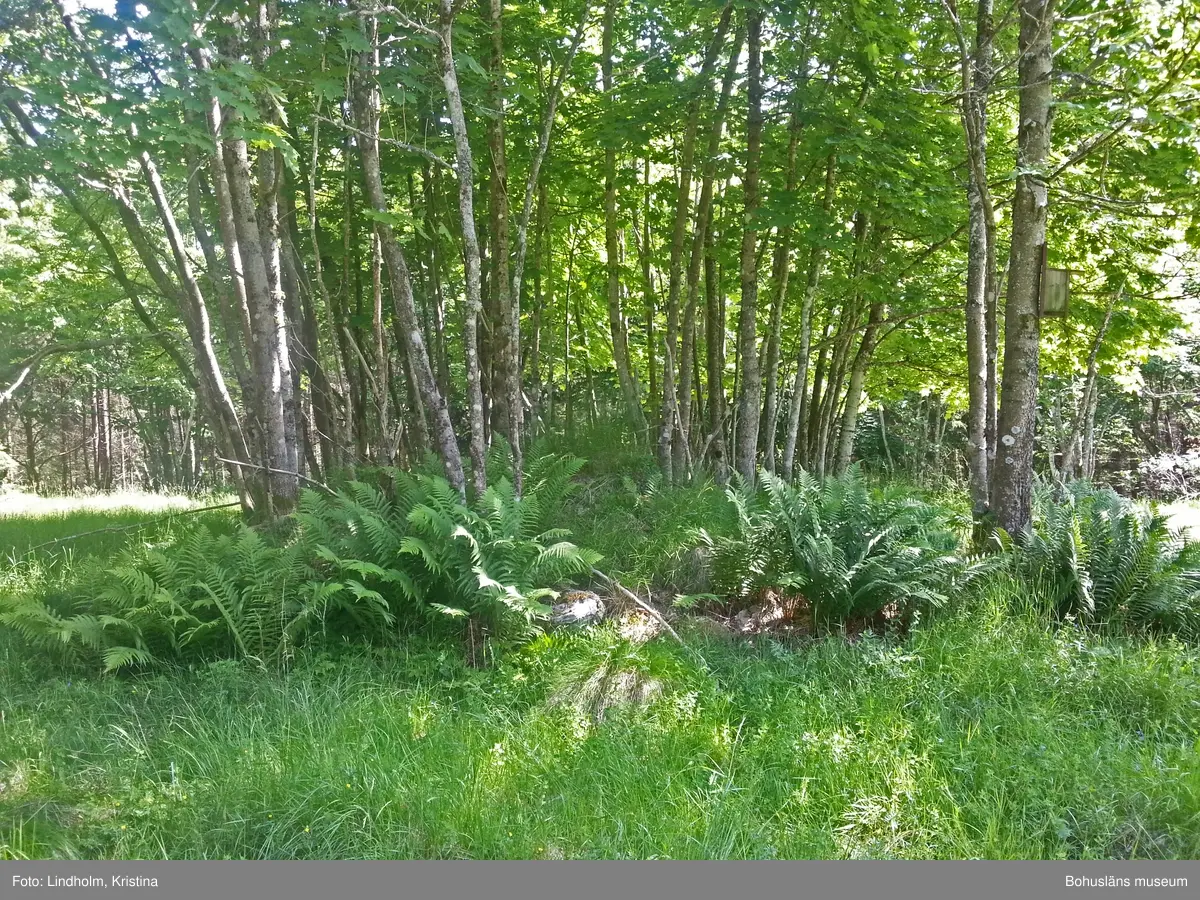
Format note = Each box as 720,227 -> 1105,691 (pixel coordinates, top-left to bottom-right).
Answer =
435,0 -> 487,496
704,206 -> 728,481
659,3 -> 733,480
353,8 -> 465,494
1060,289 -> 1117,479
805,318 -> 832,466
834,300 -> 884,473
761,104 -> 802,472
484,0 -> 515,459
509,1 -> 591,488
681,24 -> 743,474
990,0 -> 1056,536
639,157 -> 657,417
95,386 -> 112,489
948,0 -> 997,515
602,0 -> 650,446
23,414 -> 38,491
248,2 -> 299,484
734,7 -> 764,482
781,155 -> 835,479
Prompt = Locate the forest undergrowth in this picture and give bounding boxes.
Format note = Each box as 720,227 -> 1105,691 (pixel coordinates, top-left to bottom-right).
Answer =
2,445 -> 1200,859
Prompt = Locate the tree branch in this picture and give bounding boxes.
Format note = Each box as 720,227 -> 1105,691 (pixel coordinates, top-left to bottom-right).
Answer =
0,338 -> 139,408
317,115 -> 454,170
216,458 -> 337,495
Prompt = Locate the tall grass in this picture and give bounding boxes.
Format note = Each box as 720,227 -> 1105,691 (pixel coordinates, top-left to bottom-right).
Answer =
0,491 -> 233,560
561,473 -> 734,594
2,592 -> 1198,859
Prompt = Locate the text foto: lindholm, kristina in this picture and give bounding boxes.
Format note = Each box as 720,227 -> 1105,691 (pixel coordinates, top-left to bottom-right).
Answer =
12,875 -> 160,888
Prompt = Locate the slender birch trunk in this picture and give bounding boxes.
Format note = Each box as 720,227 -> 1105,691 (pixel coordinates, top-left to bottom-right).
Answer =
734,7 -> 764,482
659,3 -> 733,480
761,105 -> 802,472
602,0 -> 649,446
435,0 -> 487,496
353,6 -> 465,494
781,155 -> 835,479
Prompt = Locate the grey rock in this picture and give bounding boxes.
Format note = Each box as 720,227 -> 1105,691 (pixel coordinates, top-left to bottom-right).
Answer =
549,591 -> 607,627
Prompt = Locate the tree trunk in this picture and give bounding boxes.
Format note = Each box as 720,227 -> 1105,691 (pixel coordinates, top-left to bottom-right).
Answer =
370,231 -> 392,463
734,8 -> 764,482
564,231 -> 576,440
834,300 -> 884,473
424,164 -> 453,400
184,148 -> 254,417
1060,288 -> 1117,479
247,3 -> 300,490
681,24 -> 743,475
602,0 -> 649,445
660,3 -> 733,480
639,157 -> 657,417
760,105 -> 802,472
436,0 -> 487,496
782,155 -> 836,479
575,291 -> 599,429
824,212 -> 872,473
529,183 -> 548,431
956,0 -> 997,515
485,0 -> 515,460
339,128 -> 370,461
353,8 -> 465,494
816,299 -> 855,478
704,208 -> 728,481
295,92 -> 343,475
805,318 -> 832,465
1081,377 -> 1101,480
508,2 -> 590,487
280,163 -> 338,481
22,414 -> 38,491
96,386 -> 112,489
990,0 -> 1056,536
126,149 -> 256,506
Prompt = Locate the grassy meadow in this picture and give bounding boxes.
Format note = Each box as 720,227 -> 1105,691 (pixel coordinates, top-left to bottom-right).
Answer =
0,491 -> 236,559
1,490 -> 1199,860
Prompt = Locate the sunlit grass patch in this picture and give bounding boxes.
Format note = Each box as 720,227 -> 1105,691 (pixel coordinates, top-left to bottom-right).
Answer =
0,492 -> 236,560
2,602 -> 1199,860
1163,500 -> 1200,541
0,491 -> 201,520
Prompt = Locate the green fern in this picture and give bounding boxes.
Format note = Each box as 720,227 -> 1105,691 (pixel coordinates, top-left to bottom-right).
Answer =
708,467 -> 985,632
1017,482 -> 1200,638
1,455 -> 600,670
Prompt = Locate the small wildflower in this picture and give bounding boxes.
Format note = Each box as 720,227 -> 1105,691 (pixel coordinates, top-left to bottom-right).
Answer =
121,825 -> 127,831
305,827 -> 310,833
346,783 -> 351,789
115,801 -> 121,808
268,814 -> 273,819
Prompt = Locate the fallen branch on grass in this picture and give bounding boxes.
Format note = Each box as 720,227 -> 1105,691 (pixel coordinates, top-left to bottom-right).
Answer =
589,567 -> 709,670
